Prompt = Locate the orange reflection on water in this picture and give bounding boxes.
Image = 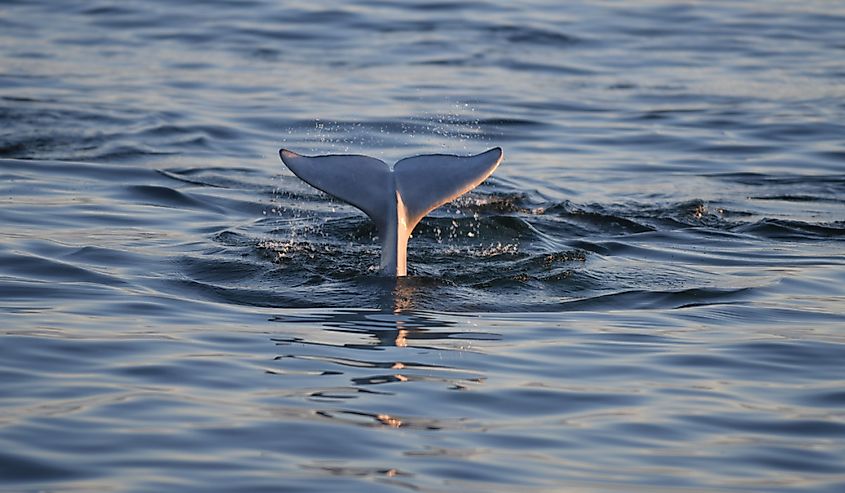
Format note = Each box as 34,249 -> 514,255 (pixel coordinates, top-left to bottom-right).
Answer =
394,328 -> 408,347
376,413 -> 404,428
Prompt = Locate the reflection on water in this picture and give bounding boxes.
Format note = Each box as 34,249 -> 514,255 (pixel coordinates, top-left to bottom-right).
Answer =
270,308 -> 501,349
389,277 -> 420,314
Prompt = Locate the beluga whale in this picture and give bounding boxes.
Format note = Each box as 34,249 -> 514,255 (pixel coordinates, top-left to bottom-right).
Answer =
279,147 -> 503,276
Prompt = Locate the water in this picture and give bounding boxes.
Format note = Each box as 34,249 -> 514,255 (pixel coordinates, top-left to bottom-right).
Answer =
1,0 -> 844,491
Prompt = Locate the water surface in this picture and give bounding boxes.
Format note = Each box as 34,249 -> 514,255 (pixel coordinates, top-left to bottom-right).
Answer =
2,1 -> 844,491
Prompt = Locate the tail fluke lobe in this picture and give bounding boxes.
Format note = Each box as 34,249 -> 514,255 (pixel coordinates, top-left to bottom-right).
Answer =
394,147 -> 503,230
279,149 -> 392,223
279,147 -> 503,276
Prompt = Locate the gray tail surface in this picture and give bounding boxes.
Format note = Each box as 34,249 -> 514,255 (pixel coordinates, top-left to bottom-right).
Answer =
279,147 -> 503,275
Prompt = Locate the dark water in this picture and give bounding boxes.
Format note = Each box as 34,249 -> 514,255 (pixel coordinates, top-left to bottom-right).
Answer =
2,1 -> 845,491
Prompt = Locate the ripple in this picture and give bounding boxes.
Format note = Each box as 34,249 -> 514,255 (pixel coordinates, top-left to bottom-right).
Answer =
0,451 -> 81,482
3,0 -> 845,491
0,252 -> 126,286
123,185 -> 223,212
734,218 -> 845,240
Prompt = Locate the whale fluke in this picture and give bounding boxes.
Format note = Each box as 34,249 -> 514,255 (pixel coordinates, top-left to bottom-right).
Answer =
279,147 -> 503,276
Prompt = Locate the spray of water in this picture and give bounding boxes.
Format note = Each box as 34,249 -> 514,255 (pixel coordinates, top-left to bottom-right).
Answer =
266,103 -> 517,274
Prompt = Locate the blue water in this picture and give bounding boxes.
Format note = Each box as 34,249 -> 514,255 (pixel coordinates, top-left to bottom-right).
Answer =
2,1 -> 845,491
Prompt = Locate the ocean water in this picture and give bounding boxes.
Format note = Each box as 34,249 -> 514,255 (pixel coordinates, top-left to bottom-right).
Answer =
1,0 -> 844,491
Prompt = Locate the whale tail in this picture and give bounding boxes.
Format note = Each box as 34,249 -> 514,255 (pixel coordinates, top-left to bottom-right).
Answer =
279,147 -> 503,276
